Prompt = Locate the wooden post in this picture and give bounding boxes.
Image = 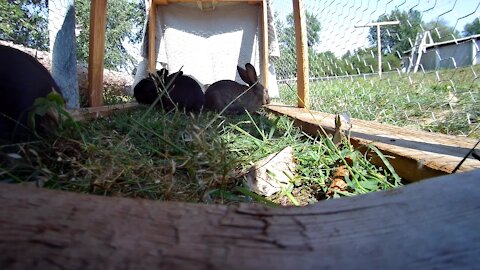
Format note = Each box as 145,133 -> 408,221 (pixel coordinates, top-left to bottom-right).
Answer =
148,0 -> 156,73
87,0 -> 108,107
261,0 -> 269,89
293,0 -> 309,108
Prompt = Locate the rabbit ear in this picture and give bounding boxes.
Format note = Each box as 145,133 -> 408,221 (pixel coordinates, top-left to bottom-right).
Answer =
237,65 -> 251,84
245,63 -> 258,84
158,68 -> 168,79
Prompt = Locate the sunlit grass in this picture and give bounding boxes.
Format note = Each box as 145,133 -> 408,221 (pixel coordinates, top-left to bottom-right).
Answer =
0,106 -> 403,206
277,66 -> 480,138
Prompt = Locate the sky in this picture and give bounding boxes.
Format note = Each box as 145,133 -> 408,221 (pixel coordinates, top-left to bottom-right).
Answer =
271,0 -> 480,56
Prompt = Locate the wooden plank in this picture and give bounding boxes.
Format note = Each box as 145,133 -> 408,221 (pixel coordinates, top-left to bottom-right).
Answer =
148,0 -> 157,72
292,0 -> 309,108
261,0 -> 269,89
265,104 -> 480,182
87,0 -> 108,107
69,102 -> 140,121
0,170 -> 479,269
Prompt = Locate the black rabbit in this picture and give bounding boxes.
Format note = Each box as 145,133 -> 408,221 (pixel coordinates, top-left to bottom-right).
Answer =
134,68 -> 204,112
161,69 -> 205,112
0,45 -> 63,142
205,63 -> 269,114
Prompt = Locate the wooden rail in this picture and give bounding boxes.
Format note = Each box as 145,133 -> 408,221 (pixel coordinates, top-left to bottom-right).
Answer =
69,102 -> 140,121
265,104 -> 480,182
0,169 -> 478,269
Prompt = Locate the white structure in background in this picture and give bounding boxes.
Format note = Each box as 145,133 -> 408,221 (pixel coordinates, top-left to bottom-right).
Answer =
48,0 -> 79,109
404,31 -> 480,73
133,1 -> 280,98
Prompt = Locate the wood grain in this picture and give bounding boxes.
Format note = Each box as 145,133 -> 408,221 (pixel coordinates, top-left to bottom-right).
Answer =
0,170 -> 479,269
293,0 -> 310,109
87,0 -> 108,107
265,104 -> 480,182
148,0 -> 157,72
261,0 -> 269,89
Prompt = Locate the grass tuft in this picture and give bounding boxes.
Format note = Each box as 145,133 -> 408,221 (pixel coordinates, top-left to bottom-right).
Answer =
1,106 -> 403,206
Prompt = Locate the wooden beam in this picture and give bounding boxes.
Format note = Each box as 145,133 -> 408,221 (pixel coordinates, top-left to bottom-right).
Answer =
148,0 -> 157,73
0,170 -> 479,268
87,0 -> 108,107
68,102 -> 140,121
293,0 -> 309,108
261,0 -> 269,89
265,105 -> 480,182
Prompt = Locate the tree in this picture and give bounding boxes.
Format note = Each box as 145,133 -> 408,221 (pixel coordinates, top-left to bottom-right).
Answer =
0,0 -> 145,72
368,9 -> 423,54
0,0 -> 49,50
275,11 -> 322,79
280,11 -> 322,49
424,19 -> 459,43
463,18 -> 480,36
75,0 -> 145,72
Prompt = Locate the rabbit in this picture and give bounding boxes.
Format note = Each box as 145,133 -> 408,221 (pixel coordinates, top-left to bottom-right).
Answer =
204,63 -> 269,114
133,71 -> 161,105
0,45 -> 63,142
134,68 -> 205,112
161,69 -> 205,112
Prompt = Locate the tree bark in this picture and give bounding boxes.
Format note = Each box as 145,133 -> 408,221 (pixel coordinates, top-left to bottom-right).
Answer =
0,170 -> 479,269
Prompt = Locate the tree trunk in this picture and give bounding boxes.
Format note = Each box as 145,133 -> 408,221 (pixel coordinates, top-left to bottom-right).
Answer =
0,170 -> 479,269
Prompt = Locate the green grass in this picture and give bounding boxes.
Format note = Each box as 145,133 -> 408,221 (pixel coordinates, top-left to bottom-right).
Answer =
277,65 -> 480,138
0,107 -> 402,206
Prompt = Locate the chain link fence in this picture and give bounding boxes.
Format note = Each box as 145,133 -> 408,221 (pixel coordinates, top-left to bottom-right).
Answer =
270,0 -> 480,138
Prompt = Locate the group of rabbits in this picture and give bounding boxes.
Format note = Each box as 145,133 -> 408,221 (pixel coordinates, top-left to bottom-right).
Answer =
133,63 -> 270,114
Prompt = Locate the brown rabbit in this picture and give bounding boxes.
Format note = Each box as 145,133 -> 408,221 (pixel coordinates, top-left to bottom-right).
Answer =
204,63 -> 269,114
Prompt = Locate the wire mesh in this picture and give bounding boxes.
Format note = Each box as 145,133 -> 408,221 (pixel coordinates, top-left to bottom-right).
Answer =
271,0 -> 480,138
1,0 -> 479,137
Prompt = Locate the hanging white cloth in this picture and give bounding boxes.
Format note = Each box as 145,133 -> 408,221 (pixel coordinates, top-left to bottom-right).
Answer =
133,1 -> 280,98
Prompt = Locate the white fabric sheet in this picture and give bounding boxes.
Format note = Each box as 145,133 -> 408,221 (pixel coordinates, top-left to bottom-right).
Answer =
133,1 -> 280,98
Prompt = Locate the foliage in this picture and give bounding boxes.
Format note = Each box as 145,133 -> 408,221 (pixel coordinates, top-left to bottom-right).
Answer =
368,9 -> 423,54
75,0 -> 145,71
275,11 -> 322,79
0,0 -> 49,50
424,18 -> 460,43
277,65 -> 480,139
463,18 -> 480,36
0,108 -> 402,206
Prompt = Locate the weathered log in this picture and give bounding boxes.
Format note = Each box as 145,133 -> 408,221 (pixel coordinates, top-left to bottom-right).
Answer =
0,170 -> 479,269
0,40 -> 134,96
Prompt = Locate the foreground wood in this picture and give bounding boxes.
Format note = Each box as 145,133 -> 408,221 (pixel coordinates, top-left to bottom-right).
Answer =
0,170 -> 479,269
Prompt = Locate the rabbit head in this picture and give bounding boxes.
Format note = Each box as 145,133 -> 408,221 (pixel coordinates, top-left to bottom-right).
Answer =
237,63 -> 270,105
204,63 -> 269,114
